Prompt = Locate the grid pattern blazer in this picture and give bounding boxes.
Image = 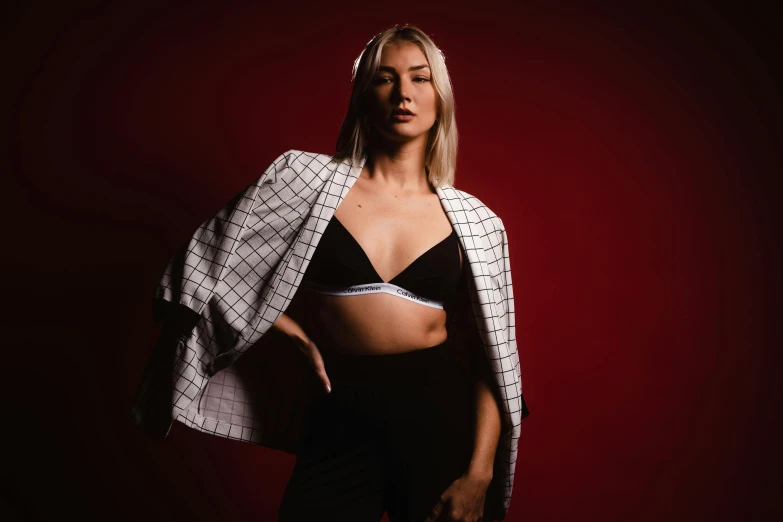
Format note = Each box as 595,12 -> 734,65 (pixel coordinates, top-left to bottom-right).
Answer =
130,149 -> 530,519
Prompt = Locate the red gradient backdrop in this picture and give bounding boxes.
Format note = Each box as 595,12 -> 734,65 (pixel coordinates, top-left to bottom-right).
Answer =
4,1 -> 781,521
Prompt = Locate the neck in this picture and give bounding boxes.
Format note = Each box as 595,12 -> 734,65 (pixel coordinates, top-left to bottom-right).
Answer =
365,135 -> 431,194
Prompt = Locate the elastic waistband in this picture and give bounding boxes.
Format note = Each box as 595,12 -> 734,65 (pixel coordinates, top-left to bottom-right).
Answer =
300,280 -> 445,309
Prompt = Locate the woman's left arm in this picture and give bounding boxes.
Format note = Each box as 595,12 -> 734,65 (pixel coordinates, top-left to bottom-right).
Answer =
448,256 -> 503,482
467,352 -> 502,482
425,347 -> 501,522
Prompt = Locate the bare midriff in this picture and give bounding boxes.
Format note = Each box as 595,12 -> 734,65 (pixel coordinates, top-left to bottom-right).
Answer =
299,290 -> 450,355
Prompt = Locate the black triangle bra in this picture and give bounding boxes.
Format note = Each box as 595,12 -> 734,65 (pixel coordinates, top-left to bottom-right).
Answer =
300,214 -> 462,309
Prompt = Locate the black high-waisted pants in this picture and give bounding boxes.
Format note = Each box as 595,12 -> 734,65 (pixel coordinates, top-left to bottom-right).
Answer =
278,338 -> 479,522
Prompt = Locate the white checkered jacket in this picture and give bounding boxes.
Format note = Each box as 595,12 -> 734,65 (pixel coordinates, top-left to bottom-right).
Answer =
130,149 -> 530,520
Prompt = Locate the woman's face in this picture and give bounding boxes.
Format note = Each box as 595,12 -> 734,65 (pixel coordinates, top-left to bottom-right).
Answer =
364,41 -> 438,145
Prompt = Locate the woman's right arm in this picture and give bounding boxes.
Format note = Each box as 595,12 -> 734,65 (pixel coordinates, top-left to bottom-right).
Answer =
271,312 -> 307,340
272,313 -> 332,393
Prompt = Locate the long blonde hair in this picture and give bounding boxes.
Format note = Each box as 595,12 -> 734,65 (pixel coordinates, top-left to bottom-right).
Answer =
332,24 -> 458,188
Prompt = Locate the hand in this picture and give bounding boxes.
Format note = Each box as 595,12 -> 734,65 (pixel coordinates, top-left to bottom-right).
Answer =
290,332 -> 332,394
424,472 -> 491,522
272,313 -> 332,393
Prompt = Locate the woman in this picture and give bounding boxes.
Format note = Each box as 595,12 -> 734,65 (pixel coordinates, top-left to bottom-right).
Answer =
130,24 -> 528,522
276,25 -> 498,522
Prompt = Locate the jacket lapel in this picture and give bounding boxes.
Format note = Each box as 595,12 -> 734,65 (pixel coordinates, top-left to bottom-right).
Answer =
247,155 -> 367,344
435,185 -> 490,270
435,185 -> 502,347
281,155 -> 366,291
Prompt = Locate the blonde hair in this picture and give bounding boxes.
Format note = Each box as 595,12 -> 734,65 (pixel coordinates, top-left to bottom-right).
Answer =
332,24 -> 458,188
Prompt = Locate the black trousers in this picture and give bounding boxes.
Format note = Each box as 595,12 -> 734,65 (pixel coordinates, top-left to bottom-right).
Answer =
278,338 -> 482,522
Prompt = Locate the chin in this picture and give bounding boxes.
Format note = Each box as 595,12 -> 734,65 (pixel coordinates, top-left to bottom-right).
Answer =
383,128 -> 428,140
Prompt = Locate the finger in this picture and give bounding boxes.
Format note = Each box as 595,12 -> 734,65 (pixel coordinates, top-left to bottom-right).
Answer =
309,341 -> 332,393
425,500 -> 443,522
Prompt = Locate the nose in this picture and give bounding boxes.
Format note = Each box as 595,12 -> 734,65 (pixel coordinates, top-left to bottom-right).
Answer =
392,80 -> 412,103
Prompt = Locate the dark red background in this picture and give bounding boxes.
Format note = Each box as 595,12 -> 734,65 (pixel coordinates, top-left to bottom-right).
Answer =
4,1 -> 781,521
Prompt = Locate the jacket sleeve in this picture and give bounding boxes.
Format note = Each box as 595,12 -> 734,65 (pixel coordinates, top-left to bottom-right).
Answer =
129,149 -> 302,439
496,219 -> 530,420
152,149 -> 298,336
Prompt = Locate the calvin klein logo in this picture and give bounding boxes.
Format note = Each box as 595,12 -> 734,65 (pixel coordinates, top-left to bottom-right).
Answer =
396,288 -> 429,303
342,285 -> 382,294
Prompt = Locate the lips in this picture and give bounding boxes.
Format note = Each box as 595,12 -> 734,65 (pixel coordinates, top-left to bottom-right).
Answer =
392,108 -> 414,115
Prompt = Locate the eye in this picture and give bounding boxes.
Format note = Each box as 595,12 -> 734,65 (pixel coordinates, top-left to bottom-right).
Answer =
414,77 -> 431,82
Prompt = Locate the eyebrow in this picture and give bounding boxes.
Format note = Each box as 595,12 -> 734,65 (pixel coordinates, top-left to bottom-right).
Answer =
378,64 -> 431,73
